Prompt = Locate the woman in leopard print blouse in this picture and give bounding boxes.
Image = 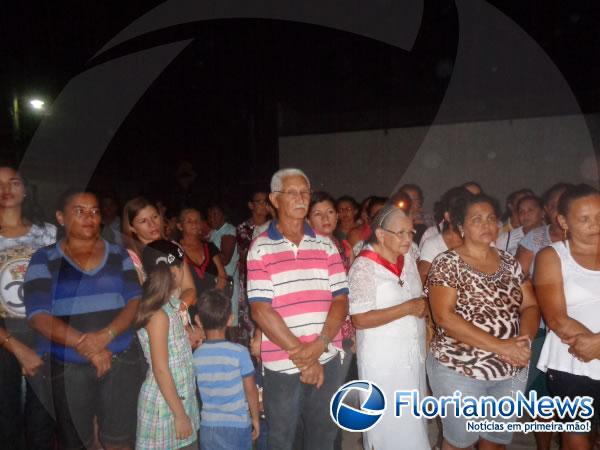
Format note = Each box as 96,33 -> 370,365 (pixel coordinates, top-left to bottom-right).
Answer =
426,193 -> 540,450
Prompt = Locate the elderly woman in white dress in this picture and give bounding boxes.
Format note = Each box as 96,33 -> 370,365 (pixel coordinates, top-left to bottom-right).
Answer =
349,205 -> 429,450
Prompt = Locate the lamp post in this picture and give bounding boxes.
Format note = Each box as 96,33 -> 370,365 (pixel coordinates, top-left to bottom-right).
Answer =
11,95 -> 49,160
11,95 -> 20,145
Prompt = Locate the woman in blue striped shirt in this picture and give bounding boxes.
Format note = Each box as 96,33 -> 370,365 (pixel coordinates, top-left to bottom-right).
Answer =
24,189 -> 144,450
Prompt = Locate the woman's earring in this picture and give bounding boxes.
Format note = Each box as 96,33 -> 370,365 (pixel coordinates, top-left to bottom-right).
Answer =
563,228 -> 568,241
459,227 -> 464,239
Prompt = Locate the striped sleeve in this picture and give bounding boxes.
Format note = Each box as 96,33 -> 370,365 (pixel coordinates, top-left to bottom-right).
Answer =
246,240 -> 274,303
239,347 -> 254,378
119,247 -> 142,303
325,238 -> 349,297
23,248 -> 53,318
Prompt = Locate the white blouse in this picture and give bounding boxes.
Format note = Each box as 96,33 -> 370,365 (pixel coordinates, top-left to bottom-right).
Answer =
349,247 -> 426,368
538,241 -> 600,379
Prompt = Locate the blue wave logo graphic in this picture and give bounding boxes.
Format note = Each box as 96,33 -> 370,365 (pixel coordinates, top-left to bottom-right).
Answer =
330,380 -> 386,432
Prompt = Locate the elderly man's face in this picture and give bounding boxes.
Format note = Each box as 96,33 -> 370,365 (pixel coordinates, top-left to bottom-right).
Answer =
270,175 -> 310,221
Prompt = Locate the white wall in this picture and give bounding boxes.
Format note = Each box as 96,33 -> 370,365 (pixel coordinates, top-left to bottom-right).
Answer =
279,114 -> 599,210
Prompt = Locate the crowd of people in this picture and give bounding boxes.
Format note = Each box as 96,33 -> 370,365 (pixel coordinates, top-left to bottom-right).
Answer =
1,163 -> 600,450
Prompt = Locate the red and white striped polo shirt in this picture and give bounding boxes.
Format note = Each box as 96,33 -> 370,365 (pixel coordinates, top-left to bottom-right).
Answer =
247,220 -> 349,374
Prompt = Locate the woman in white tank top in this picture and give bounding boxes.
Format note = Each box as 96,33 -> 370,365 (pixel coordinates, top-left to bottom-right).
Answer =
534,184 -> 600,450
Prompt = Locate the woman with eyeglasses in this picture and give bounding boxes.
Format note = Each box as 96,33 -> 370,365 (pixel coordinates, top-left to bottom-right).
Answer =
24,188 -> 144,450
348,204 -> 429,450
426,193 -> 539,450
0,164 -> 57,449
177,207 -> 227,305
176,208 -> 226,431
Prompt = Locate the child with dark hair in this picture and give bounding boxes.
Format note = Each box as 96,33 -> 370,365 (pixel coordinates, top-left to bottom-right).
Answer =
135,240 -> 200,450
193,289 -> 260,450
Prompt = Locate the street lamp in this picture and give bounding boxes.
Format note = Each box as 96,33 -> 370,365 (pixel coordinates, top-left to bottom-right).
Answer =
29,98 -> 46,111
11,95 -> 50,149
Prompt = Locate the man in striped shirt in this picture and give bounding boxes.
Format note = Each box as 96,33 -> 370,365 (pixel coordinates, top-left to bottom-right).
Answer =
247,168 -> 349,450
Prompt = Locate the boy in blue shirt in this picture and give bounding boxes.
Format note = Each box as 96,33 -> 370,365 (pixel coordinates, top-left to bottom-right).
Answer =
193,289 -> 259,449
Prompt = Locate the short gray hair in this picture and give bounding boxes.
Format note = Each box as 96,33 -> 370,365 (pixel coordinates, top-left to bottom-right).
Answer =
270,168 -> 311,193
367,204 -> 408,244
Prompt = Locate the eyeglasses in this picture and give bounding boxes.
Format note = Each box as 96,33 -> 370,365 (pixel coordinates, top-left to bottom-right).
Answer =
381,228 -> 415,239
274,190 -> 312,199
469,216 -> 497,226
72,207 -> 101,218
252,199 -> 268,205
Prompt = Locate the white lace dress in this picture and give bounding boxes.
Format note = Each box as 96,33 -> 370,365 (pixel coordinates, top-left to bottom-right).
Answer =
348,247 -> 429,450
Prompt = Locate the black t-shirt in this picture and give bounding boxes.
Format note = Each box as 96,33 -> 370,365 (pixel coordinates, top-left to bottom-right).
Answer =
184,241 -> 221,294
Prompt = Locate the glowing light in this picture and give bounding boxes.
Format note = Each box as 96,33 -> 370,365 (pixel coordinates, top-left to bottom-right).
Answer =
29,99 -> 45,110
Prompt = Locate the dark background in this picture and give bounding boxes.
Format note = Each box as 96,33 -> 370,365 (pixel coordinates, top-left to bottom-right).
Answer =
1,0 -> 599,222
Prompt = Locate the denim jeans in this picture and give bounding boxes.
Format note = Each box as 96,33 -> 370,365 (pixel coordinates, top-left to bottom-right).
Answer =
199,425 -> 251,450
264,354 -> 345,450
426,354 -> 526,448
255,417 -> 269,450
295,347 -> 355,450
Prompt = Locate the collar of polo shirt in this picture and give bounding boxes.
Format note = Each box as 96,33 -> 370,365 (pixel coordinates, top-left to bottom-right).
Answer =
267,219 -> 316,241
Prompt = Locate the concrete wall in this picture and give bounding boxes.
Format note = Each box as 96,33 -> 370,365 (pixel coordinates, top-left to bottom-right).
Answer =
280,114 -> 599,211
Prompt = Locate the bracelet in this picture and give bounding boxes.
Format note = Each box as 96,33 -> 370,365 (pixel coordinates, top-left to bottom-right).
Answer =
75,334 -> 87,346
318,333 -> 331,348
1,333 -> 13,348
106,327 -> 116,341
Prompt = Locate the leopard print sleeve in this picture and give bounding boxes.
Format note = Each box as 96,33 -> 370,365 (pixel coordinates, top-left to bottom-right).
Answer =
500,249 -> 526,285
514,254 -> 526,285
426,251 -> 458,290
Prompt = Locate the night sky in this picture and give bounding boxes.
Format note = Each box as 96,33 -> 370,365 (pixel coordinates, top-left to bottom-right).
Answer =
2,1 -> 599,221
